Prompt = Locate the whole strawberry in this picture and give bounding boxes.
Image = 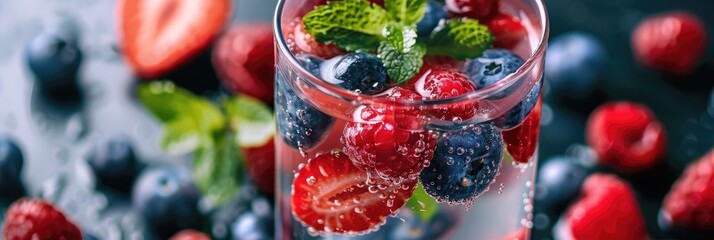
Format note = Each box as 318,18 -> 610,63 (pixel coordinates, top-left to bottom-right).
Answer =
661,149 -> 714,230
558,174 -> 648,240
586,102 -> 667,172
2,198 -> 82,240
632,11 -> 707,76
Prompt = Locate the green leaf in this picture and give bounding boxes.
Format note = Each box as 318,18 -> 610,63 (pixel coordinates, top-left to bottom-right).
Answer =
137,81 -> 194,123
406,183 -> 439,221
224,94 -> 276,148
426,18 -> 494,60
385,0 -> 427,26
384,24 -> 417,54
193,132 -> 243,206
302,0 -> 389,51
160,117 -> 201,155
378,41 -> 425,84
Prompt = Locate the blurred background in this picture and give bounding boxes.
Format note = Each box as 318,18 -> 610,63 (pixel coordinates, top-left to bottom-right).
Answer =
0,0 -> 713,239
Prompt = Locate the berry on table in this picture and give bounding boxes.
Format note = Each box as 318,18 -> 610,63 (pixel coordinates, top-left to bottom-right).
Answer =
275,57 -> 334,150
487,14 -> 527,49
416,1 -> 448,36
231,197 -> 275,240
545,32 -> 607,96
661,149 -> 714,230
414,68 -> 477,121
25,20 -> 82,85
291,151 -> 417,235
420,123 -> 503,206
328,53 -> 389,94
632,11 -> 707,76
535,156 -> 589,209
465,49 -> 525,91
502,96 -> 541,163
242,138 -> 276,194
213,23 -> 275,103
445,0 -> 499,22
170,230 -> 211,240
86,136 -> 141,193
132,167 -> 202,238
0,137 -> 24,197
2,198 -> 82,240
558,174 -> 648,240
586,102 -> 667,172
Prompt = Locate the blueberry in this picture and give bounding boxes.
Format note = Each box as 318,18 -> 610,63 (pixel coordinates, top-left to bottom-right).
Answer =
0,137 -> 24,197
535,156 -> 589,209
389,208 -> 459,240
420,123 -> 503,203
330,53 -> 388,94
545,32 -> 606,96
82,232 -> 99,240
87,137 -> 141,192
132,167 -> 202,238
26,21 -> 82,86
416,1 -> 447,36
492,80 -> 541,129
465,49 -> 525,91
231,197 -> 274,240
276,58 -> 334,150
296,54 -> 323,76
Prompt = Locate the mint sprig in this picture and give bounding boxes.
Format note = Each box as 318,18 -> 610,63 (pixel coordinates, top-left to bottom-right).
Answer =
426,18 -> 494,60
302,0 -> 389,52
379,41 -> 425,84
384,24 -> 417,54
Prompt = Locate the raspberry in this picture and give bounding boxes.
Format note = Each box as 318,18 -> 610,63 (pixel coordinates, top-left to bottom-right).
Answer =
2,198 -> 82,240
445,0 -> 499,21
487,14 -> 527,49
414,68 -> 477,121
662,149 -> 714,230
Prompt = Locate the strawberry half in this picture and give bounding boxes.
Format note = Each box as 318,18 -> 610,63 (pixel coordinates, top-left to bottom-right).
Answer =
560,174 -> 648,240
503,97 -> 541,164
2,198 -> 82,240
286,19 -> 345,59
291,150 -> 417,235
213,24 -> 275,103
118,0 -> 232,78
662,148 -> 714,230
488,13 -> 527,49
586,102 -> 667,172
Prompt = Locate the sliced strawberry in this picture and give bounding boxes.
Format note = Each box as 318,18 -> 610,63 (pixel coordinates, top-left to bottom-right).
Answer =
488,13 -> 527,49
503,97 -> 541,164
586,102 -> 667,172
3,198 -> 82,240
562,174 -> 648,240
213,24 -> 275,103
287,19 -> 345,59
291,151 -> 417,235
118,0 -> 232,78
662,148 -> 714,230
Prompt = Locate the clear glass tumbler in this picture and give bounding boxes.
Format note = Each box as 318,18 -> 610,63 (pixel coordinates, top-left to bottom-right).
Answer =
274,0 -> 549,239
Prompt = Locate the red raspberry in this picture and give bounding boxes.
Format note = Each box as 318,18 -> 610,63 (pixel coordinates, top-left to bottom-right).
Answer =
488,13 -> 527,49
445,0 -> 499,22
291,151 -> 417,235
287,19 -> 344,59
414,68 -> 477,121
2,198 -> 82,240
662,149 -> 714,230
561,174 -> 648,240
632,11 -> 707,76
586,102 -> 667,172
213,24 -> 275,103
343,88 -> 436,182
503,97 -> 541,164
170,230 -> 211,240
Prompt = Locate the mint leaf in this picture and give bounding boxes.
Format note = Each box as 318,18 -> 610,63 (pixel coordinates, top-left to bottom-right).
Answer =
378,41 -> 425,84
137,81 -> 194,123
406,183 -> 439,221
224,94 -> 275,148
303,0 -> 389,51
193,132 -> 243,206
426,18 -> 494,60
384,24 -> 417,54
385,0 -> 427,26
160,117 -> 201,155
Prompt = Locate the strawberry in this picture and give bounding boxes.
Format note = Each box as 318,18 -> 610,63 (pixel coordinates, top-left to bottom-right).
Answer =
169,230 -> 211,240
561,174 -> 648,240
117,0 -> 232,78
213,24 -> 275,103
414,68 -> 477,121
2,198 -> 82,240
586,102 -> 667,172
632,11 -> 707,76
343,89 -> 436,182
287,19 -> 345,59
503,97 -> 541,163
243,138 -> 276,194
661,148 -> 714,230
291,150 -> 417,235
445,0 -> 499,22
488,13 -> 527,49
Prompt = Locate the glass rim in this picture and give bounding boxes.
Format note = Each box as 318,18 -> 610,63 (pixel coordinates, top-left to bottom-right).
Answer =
273,0 -> 550,106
